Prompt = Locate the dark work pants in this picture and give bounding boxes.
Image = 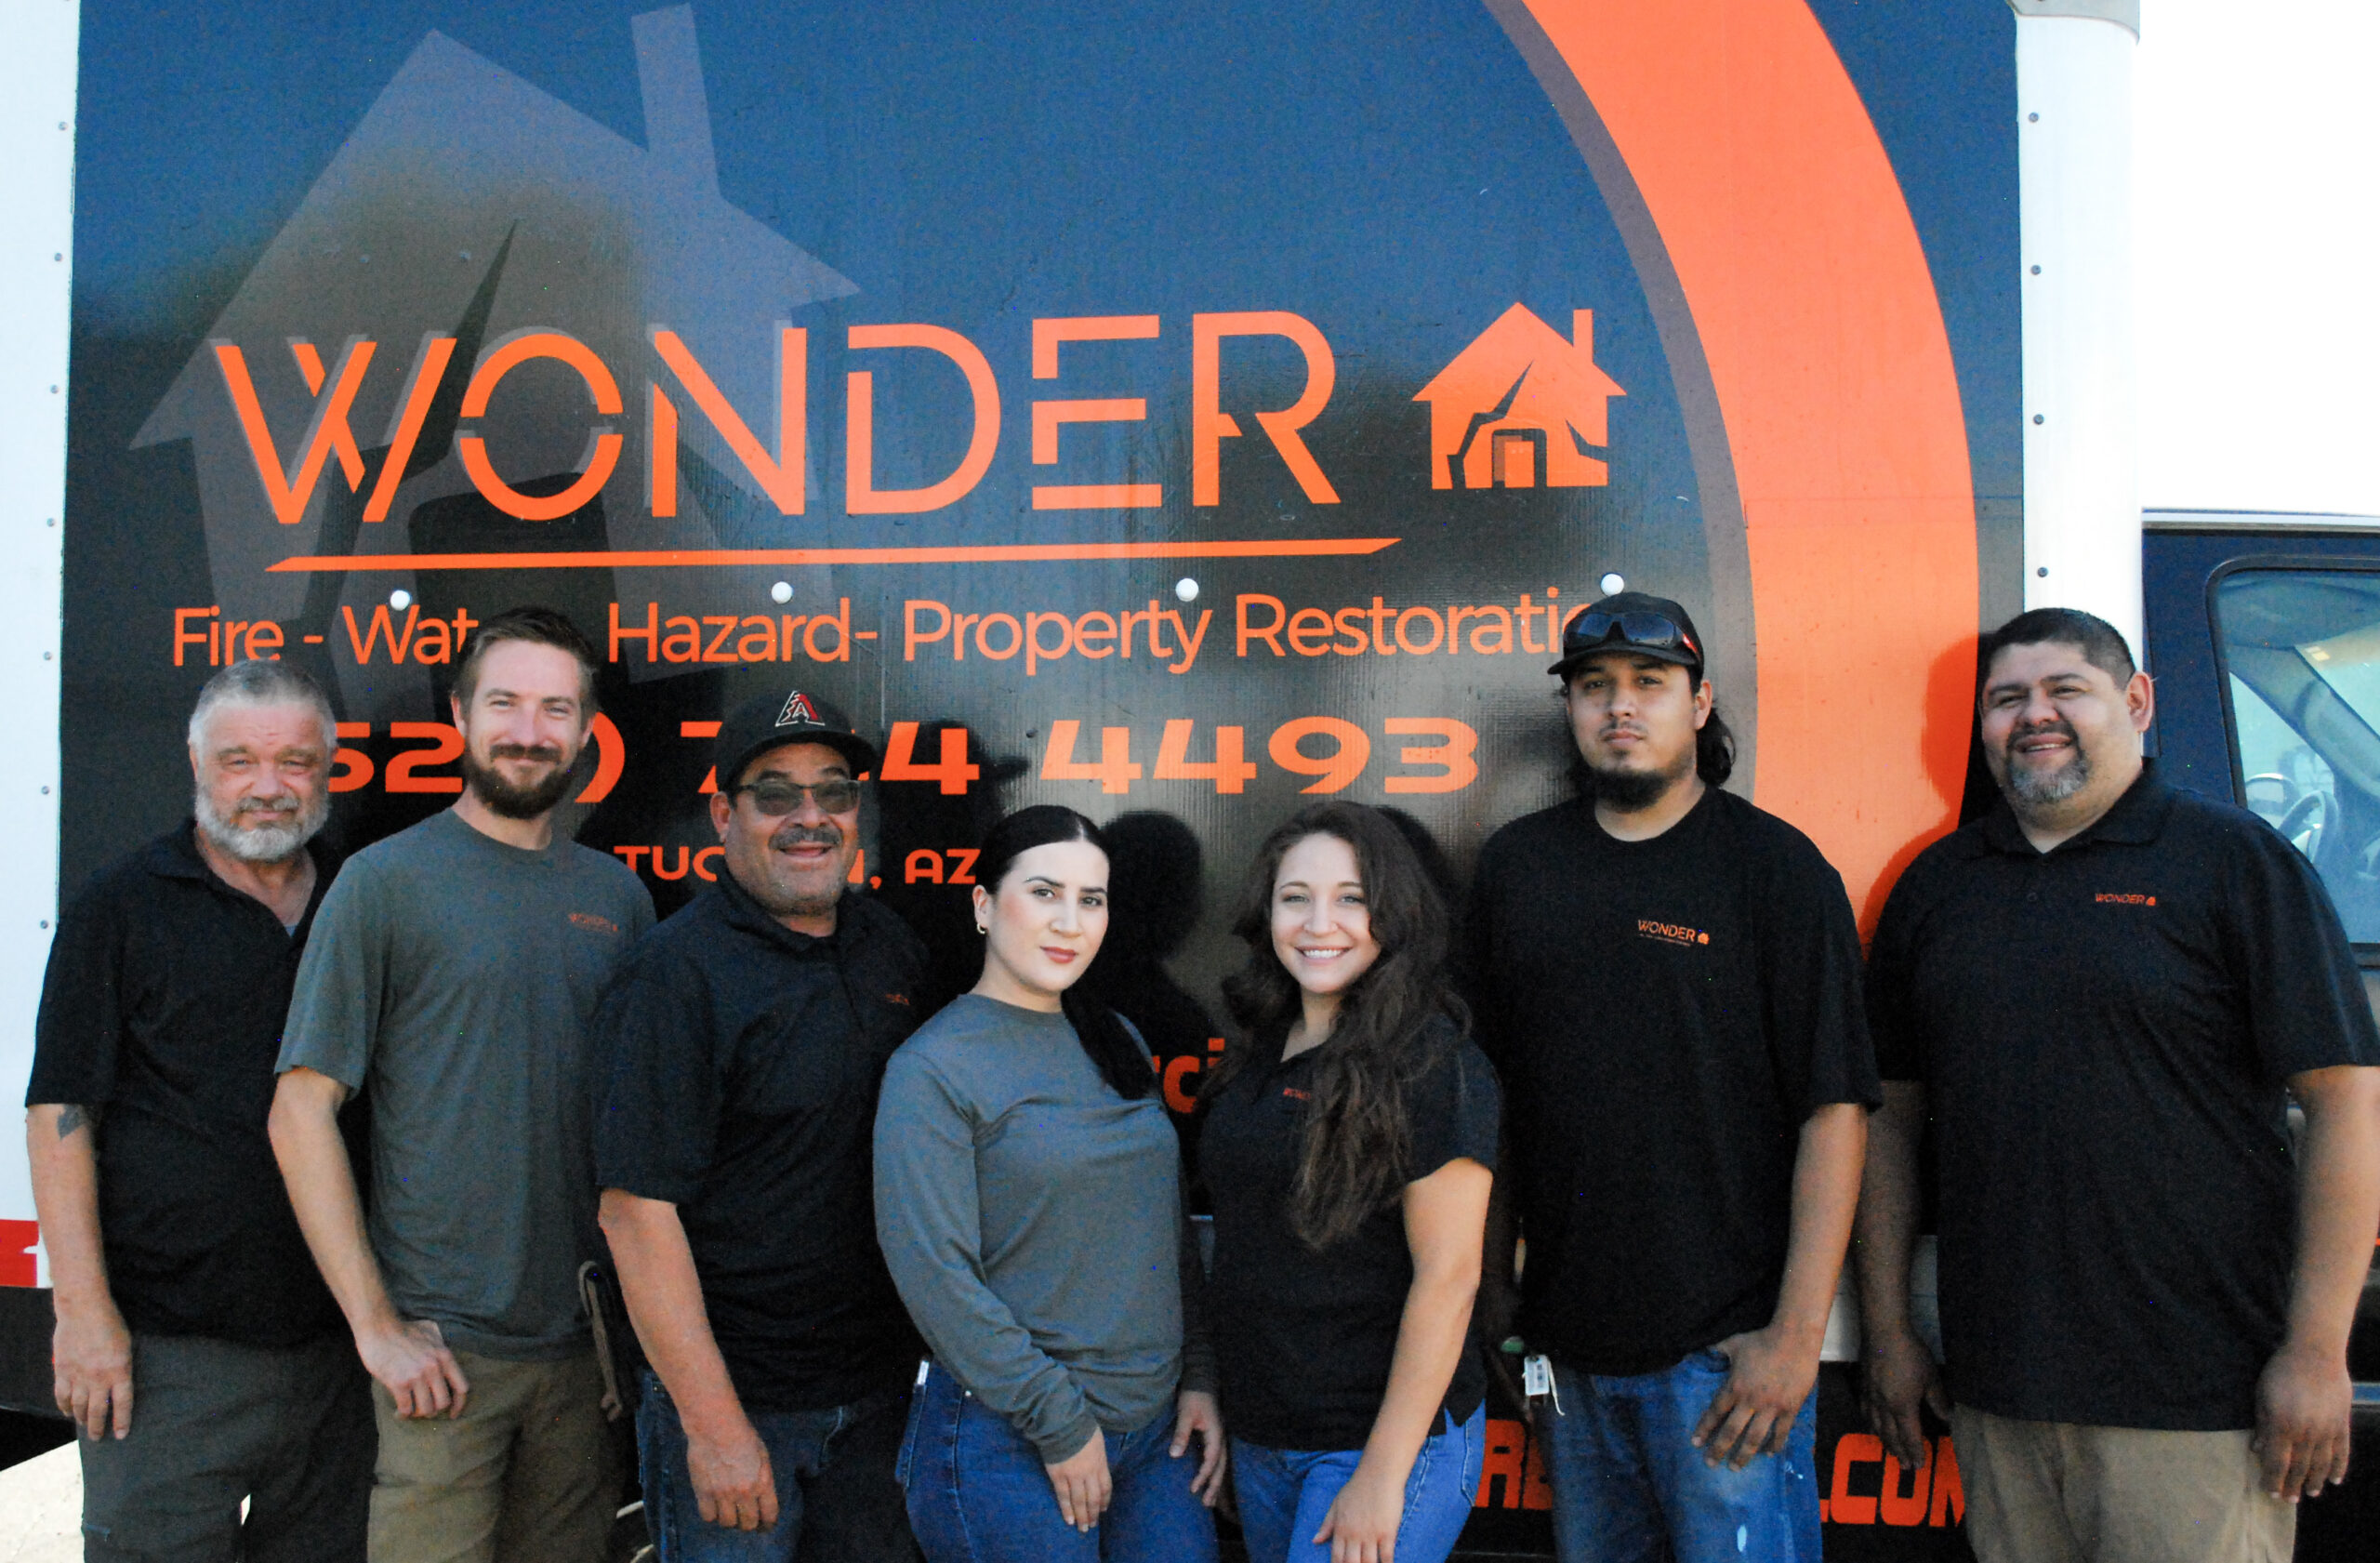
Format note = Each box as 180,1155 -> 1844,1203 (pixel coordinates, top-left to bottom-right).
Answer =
638,1370 -> 921,1563
77,1330 -> 376,1563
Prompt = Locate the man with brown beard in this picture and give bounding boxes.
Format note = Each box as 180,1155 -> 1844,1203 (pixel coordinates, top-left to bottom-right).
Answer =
270,607 -> 654,1563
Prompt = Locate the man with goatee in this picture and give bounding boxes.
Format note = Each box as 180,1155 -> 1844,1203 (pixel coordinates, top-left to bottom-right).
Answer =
1858,608 -> 2380,1563
271,606 -> 654,1563
1464,592 -> 1875,1563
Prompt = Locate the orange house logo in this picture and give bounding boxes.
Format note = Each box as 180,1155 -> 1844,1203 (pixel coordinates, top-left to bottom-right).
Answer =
1413,304 -> 1624,490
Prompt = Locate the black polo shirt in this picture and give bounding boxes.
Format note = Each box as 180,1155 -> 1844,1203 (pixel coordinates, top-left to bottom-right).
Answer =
26,824 -> 344,1346
590,872 -> 931,1412
1868,767 -> 2380,1429
1200,1015 -> 1501,1450
1464,787 -> 1878,1375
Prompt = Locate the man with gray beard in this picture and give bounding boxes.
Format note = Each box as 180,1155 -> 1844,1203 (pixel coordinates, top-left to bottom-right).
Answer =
1858,608 -> 2380,1563
25,659 -> 375,1561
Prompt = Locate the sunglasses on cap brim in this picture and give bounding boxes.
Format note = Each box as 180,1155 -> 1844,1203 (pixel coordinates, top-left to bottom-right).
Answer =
1562,610 -> 1700,663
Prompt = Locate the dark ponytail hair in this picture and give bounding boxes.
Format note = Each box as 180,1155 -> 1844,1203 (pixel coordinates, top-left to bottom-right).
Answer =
974,804 -> 1154,1101
1210,801 -> 1466,1248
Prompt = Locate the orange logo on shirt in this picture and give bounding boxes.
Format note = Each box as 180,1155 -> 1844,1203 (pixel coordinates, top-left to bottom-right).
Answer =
1636,920 -> 1710,947
1282,1086 -> 1311,1101
884,991 -> 911,1007
568,911 -> 623,934
2094,893 -> 2157,907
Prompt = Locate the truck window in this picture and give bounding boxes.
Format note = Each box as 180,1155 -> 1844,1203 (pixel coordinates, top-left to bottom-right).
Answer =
2214,569 -> 2380,943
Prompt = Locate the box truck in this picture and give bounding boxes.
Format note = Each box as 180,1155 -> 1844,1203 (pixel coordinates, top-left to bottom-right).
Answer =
1,1 -> 2371,1556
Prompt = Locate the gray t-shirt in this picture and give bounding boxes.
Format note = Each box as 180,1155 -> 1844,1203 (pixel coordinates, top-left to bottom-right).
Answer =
279,808 -> 653,1360
874,994 -> 1211,1464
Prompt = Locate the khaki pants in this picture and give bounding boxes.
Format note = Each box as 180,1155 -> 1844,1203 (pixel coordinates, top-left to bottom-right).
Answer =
369,1344 -> 620,1563
1954,1406 -> 2294,1563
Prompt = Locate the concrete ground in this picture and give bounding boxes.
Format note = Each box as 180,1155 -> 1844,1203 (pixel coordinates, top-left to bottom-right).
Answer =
0,1439 -> 79,1563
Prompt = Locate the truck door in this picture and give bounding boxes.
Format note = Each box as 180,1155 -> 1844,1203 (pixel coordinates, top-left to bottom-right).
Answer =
2143,515 -> 2380,1558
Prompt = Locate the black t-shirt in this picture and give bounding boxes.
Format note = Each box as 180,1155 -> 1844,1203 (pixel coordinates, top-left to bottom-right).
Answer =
590,875 -> 931,1411
1868,768 -> 2380,1429
1465,788 -> 1878,1375
25,825 -> 345,1346
1200,1014 -> 1501,1450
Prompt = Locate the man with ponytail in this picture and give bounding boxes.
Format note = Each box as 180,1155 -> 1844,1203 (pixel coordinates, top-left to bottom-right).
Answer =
1464,591 -> 1878,1563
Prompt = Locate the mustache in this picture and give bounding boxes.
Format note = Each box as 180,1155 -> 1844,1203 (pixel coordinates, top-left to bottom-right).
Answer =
1596,722 -> 1650,740
2004,716 -> 2079,752
770,822 -> 844,852
486,741 -> 566,764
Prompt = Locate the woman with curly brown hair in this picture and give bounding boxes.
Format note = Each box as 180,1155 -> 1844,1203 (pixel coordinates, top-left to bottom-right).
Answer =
1200,801 -> 1500,1563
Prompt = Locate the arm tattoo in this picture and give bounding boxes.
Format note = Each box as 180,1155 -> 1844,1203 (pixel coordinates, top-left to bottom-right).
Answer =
57,1104 -> 99,1139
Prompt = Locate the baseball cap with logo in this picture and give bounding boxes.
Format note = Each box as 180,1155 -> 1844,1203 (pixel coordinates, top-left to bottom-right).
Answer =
713,687 -> 879,791
1548,589 -> 1706,680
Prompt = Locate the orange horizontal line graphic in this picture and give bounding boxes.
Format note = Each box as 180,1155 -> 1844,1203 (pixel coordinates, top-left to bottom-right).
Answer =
268,538 -> 1398,573
1031,483 -> 1164,510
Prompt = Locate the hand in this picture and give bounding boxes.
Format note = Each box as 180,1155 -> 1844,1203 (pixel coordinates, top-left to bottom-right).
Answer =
2254,1342 -> 2352,1502
52,1296 -> 133,1440
1312,1457 -> 1406,1563
358,1316 -> 470,1420
1045,1427 -> 1112,1534
686,1410 -> 778,1530
1692,1323 -> 1819,1469
1860,1323 -> 1950,1472
1170,1389 -> 1228,1506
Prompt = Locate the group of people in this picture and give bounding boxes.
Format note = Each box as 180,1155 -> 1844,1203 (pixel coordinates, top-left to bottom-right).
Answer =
25,589 -> 2380,1563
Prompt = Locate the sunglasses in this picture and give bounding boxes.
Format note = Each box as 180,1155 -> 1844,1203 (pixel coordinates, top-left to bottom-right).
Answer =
1562,610 -> 1700,662
737,778 -> 862,816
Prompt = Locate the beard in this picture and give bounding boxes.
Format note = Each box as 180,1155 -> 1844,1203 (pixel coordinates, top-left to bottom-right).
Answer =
736,819 -> 849,919
461,741 -> 579,820
2003,721 -> 2093,808
194,783 -> 328,864
1582,729 -> 1696,812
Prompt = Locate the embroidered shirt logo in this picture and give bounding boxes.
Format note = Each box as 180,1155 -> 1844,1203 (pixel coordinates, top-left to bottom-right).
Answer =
1636,920 -> 1710,947
884,991 -> 911,1007
1281,1086 -> 1312,1101
568,911 -> 622,934
2094,893 -> 2158,907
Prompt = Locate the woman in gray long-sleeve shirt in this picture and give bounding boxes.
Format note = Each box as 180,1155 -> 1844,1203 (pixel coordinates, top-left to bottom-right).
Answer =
876,805 -> 1224,1561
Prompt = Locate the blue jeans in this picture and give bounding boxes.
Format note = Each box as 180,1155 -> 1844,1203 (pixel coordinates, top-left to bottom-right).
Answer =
1230,1405 -> 1486,1563
637,1370 -> 921,1562
898,1361 -> 1219,1563
1540,1352 -> 1819,1563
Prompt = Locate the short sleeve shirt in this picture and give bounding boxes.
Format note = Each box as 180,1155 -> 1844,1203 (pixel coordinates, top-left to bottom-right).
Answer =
1465,788 -> 1878,1375
1200,1015 -> 1501,1450
590,877 -> 930,1412
278,809 -> 654,1361
27,825 -> 342,1345
1868,768 -> 2380,1428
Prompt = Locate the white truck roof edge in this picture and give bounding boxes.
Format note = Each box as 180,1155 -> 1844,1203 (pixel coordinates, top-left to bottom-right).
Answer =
0,0 -> 76,1270
2006,0 -> 2140,41
2016,7 -> 2142,656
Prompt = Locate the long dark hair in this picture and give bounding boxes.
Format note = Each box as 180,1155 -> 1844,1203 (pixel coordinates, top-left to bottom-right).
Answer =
1210,802 -> 1466,1248
974,804 -> 1154,1101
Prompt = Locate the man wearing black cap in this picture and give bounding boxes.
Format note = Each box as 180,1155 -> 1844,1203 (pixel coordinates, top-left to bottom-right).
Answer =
1464,592 -> 1876,1563
592,686 -> 932,1562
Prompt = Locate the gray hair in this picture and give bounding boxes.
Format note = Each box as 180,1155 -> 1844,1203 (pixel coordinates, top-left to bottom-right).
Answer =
187,659 -> 338,753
